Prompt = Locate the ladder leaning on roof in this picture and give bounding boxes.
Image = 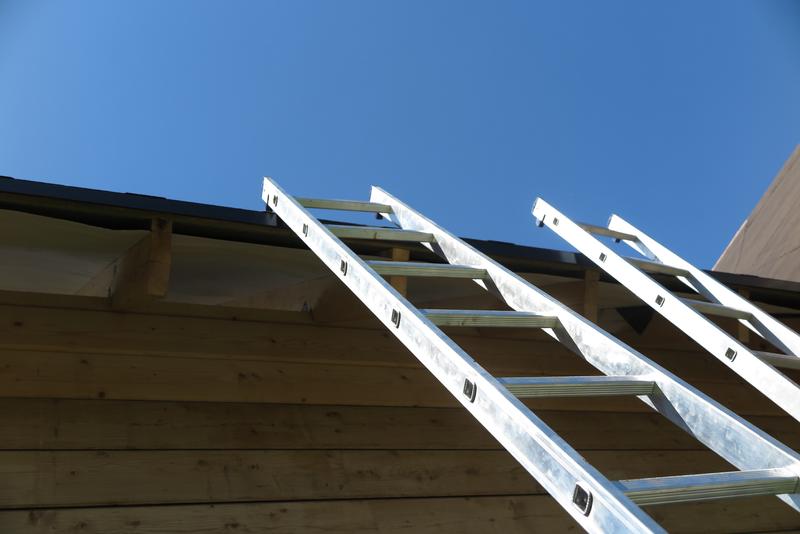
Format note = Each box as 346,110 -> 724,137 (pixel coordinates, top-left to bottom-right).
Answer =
263,177 -> 800,533
532,198 -> 800,424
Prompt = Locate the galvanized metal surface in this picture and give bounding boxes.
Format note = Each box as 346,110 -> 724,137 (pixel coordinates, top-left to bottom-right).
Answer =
423,309 -> 560,328
296,197 -> 393,213
500,376 -> 656,398
626,257 -> 690,277
533,198 -> 800,425
265,178 -> 666,533
327,224 -> 435,242
756,350 -> 800,370
378,187 -> 800,520
263,179 -> 800,532
608,214 -> 800,368
677,297 -> 752,320
618,468 -> 798,506
577,222 -> 637,242
367,260 -> 488,279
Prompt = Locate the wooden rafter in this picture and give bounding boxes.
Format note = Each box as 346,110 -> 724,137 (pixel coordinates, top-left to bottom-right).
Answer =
77,218 -> 172,308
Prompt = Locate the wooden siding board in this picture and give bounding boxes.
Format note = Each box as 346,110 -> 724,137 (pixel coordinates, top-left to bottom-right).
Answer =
3,496 -> 800,534
9,399 -> 795,452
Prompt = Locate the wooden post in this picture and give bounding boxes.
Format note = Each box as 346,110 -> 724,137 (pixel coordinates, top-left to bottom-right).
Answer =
737,288 -> 751,344
389,247 -> 410,297
78,218 -> 172,308
583,270 -> 599,322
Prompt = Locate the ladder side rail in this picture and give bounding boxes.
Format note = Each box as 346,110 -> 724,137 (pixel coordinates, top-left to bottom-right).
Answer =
262,178 -> 661,533
608,214 -> 800,360
370,187 -> 800,510
531,199 -> 800,424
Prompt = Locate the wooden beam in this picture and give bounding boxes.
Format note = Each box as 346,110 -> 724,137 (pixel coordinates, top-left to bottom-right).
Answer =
0,288 -> 312,324
583,269 -> 600,322
738,287 -> 751,344
77,218 -> 172,308
388,247 -> 410,296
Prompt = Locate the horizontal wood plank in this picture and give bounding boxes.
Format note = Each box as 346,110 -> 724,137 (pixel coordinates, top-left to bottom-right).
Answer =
4,495 -> 800,534
8,398 -> 797,451
1,299 -> 788,387
0,349 -> 783,414
0,449 -> 735,508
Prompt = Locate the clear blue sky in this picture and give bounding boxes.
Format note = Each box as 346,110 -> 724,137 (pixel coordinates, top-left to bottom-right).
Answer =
1,1 -> 798,268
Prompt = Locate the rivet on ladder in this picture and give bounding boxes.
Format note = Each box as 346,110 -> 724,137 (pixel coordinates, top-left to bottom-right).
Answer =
272,195 -> 278,207
302,223 -> 309,237
572,483 -> 593,515
725,348 -> 737,361
655,295 -> 665,307
340,260 -> 348,276
391,309 -> 401,328
599,252 -> 607,263
553,217 -> 560,226
463,379 -> 477,402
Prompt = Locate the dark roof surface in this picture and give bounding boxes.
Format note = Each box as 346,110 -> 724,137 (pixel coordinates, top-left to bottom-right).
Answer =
3,174 -> 800,308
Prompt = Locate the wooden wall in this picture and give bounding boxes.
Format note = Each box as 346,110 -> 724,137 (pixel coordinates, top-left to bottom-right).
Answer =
0,291 -> 799,533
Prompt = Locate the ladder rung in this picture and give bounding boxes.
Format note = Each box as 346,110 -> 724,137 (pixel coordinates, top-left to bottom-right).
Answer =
328,225 -> 435,243
626,257 -> 690,278
755,350 -> 800,370
423,310 -> 560,328
367,261 -> 488,279
500,376 -> 656,398
577,222 -> 638,242
297,197 -> 393,213
678,297 -> 752,320
617,468 -> 798,506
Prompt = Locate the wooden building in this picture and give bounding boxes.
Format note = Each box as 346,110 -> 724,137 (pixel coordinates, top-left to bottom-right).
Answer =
1,175 -> 800,533
716,145 -> 800,282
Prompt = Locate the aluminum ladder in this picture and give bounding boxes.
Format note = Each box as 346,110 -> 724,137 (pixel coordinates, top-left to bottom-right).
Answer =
533,198 -> 800,425
263,177 -> 800,533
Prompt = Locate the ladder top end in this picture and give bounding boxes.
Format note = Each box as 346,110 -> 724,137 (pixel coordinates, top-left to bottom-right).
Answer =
531,197 -> 550,218
607,213 -> 625,226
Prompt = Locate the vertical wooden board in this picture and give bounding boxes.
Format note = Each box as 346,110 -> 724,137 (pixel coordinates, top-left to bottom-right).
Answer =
388,247 -> 411,296
583,269 -> 600,322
